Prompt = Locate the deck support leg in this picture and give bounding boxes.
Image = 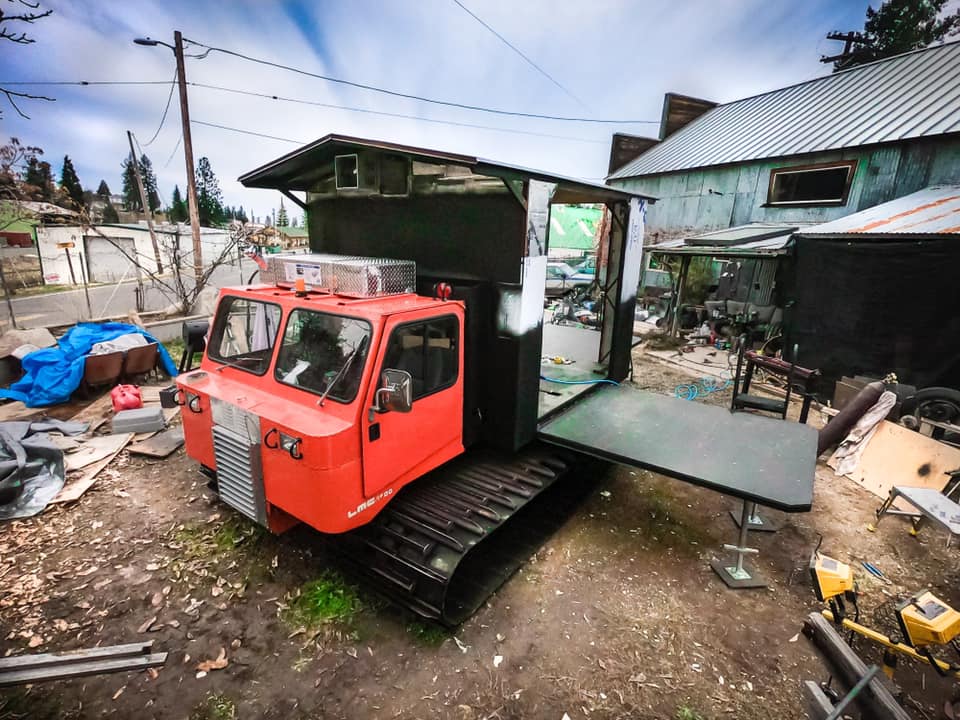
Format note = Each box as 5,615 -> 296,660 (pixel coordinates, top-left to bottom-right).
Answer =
730,500 -> 778,532
711,501 -> 767,588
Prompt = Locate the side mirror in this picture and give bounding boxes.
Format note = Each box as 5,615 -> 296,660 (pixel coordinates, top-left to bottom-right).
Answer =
373,368 -> 413,414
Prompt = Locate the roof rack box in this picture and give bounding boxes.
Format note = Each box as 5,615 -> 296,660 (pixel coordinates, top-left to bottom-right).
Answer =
261,253 -> 416,298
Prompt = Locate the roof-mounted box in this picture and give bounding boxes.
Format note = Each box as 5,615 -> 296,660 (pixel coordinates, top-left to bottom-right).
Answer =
261,253 -> 416,298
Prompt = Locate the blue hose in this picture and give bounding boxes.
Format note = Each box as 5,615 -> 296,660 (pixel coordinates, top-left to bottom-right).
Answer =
540,375 -> 620,386
675,376 -> 731,401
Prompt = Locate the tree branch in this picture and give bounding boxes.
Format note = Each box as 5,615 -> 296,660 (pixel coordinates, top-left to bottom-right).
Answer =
1,87 -> 54,119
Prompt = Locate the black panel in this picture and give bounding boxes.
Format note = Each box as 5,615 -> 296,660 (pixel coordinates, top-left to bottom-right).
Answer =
308,195 -> 525,283
787,237 -> 960,395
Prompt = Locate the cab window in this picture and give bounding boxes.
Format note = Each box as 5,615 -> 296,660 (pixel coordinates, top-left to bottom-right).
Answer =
208,297 -> 282,375
382,316 -> 458,400
275,309 -> 371,403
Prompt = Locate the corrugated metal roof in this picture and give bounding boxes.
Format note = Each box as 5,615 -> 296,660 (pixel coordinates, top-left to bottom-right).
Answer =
799,185 -> 960,236
609,41 -> 960,179
646,222 -> 802,256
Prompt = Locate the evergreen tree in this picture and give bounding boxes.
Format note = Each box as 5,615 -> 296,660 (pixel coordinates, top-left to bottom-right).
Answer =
169,185 -> 188,223
195,156 -> 225,227
59,155 -> 84,209
121,156 -> 141,211
290,215 -> 299,228
236,206 -> 248,223
139,153 -> 161,212
276,198 -> 289,227
101,202 -> 119,223
830,0 -> 960,70
22,157 -> 55,201
96,179 -> 111,199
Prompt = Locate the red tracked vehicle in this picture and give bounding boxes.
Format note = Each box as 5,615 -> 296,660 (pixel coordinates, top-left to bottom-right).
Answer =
172,136 -> 817,624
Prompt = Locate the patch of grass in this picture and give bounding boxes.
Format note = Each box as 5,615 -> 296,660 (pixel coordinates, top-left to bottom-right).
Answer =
675,706 -> 706,720
406,619 -> 450,647
285,571 -> 361,628
162,337 -> 186,364
174,516 -> 267,560
190,693 -> 237,720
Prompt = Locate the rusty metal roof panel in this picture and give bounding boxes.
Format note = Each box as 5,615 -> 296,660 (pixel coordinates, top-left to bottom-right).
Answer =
610,41 -> 960,179
799,185 -> 960,236
645,222 -> 803,256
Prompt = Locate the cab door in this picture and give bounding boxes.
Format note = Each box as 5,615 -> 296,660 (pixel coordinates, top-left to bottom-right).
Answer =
361,309 -> 464,497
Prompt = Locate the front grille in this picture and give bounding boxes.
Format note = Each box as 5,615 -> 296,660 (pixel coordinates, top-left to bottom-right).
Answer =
212,425 -> 266,526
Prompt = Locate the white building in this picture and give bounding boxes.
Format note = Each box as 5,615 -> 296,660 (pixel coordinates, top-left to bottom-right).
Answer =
36,222 -> 233,285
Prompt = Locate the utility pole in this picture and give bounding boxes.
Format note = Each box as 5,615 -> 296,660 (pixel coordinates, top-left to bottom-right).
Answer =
174,30 -> 204,285
126,131 -> 164,274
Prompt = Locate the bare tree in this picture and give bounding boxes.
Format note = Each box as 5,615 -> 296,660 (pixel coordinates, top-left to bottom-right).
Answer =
1,1 -> 55,118
78,208 -> 256,317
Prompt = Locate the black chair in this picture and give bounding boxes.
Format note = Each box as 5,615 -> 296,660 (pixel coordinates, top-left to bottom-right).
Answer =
730,335 -> 796,420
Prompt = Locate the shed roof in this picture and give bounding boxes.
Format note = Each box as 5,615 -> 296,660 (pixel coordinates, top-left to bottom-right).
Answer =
609,41 -> 960,180
240,134 -> 653,204
647,222 -> 804,257
799,185 -> 960,237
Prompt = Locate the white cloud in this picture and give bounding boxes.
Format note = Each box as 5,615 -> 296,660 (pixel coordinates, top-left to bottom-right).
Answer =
3,0 -> 870,218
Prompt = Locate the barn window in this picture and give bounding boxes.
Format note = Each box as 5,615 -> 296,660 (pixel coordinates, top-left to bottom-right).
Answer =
766,161 -> 856,206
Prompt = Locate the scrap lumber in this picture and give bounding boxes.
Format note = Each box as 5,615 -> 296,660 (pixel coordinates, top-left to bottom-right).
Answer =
129,426 -> 184,458
67,393 -> 115,434
65,434 -> 131,472
829,420 -> 960,506
53,432 -> 133,503
0,401 -> 41,423
802,612 -> 910,720
0,641 -> 166,687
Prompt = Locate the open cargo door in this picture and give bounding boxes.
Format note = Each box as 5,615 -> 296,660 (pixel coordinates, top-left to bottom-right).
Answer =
537,384 -> 816,512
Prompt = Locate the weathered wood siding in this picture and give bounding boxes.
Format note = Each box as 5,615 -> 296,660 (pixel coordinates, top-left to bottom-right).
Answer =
612,136 -> 960,235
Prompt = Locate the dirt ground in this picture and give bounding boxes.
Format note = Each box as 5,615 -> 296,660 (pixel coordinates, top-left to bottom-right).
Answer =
2,350 -> 958,720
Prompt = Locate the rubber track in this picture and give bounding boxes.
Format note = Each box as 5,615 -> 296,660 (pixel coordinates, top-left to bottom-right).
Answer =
337,444 -> 580,626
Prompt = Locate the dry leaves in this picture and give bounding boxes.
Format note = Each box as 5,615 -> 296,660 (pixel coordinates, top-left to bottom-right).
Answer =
196,648 -> 228,673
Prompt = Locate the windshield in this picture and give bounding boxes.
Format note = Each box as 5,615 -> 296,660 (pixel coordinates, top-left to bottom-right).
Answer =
208,296 -> 282,375
275,309 -> 372,403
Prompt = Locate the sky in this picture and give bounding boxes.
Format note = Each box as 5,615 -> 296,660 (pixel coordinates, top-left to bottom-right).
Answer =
2,0 -> 874,223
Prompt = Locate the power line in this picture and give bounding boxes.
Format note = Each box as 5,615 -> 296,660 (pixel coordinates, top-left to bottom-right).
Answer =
163,133 -> 183,169
192,120 -> 305,144
450,0 -> 586,109
0,80 -> 175,86
183,37 -> 656,124
190,82 -> 606,144
141,71 -> 178,146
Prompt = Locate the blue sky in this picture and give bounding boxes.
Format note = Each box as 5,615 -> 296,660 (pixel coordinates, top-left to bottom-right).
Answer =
2,0 -> 873,221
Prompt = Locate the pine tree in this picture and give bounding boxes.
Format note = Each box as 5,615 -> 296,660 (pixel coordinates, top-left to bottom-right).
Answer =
121,156 -> 141,211
169,185 -> 188,223
23,158 -> 55,201
102,202 -> 119,223
195,156 -> 225,227
96,179 -> 111,200
139,154 -> 161,212
276,198 -> 289,227
59,155 -> 85,209
236,206 -> 248,223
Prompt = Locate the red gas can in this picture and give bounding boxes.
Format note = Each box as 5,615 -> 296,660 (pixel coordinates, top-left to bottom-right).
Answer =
110,384 -> 143,412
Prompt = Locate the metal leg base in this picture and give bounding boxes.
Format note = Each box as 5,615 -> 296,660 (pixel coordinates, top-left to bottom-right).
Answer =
710,557 -> 767,588
730,505 -> 778,533
712,501 -> 767,589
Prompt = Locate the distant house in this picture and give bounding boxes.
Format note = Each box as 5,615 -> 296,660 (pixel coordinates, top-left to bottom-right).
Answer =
606,41 -> 960,390
0,201 -> 78,247
36,222 -> 232,285
277,225 -> 309,249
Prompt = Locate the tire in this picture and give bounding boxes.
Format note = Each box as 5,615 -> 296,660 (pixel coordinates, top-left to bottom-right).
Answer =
900,387 -> 960,424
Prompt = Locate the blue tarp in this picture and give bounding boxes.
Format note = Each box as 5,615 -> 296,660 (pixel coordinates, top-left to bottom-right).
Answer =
0,323 -> 178,408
